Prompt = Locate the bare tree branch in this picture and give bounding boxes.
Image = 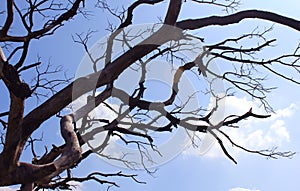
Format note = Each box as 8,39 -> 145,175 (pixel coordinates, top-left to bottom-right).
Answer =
0,0 -> 85,42
164,0 -> 182,25
0,1 -> 299,190
0,0 -> 14,36
177,10 -> 300,31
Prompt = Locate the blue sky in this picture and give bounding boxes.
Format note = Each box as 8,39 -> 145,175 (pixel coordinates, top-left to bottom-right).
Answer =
1,0 -> 300,191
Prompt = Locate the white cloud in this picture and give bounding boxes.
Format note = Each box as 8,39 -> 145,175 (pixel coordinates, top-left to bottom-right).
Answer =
0,187 -> 16,191
229,187 -> 260,191
269,103 -> 297,120
183,96 -> 296,159
68,181 -> 84,191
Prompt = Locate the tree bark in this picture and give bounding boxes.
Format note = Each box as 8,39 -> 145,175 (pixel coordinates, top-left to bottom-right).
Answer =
0,115 -> 81,187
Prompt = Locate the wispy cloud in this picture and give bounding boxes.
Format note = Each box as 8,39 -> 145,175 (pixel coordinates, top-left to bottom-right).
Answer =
229,187 -> 260,191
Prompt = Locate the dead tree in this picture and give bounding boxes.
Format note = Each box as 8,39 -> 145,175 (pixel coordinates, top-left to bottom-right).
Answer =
0,0 -> 299,190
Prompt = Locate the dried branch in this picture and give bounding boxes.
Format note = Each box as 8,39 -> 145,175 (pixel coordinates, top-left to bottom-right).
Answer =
218,129 -> 296,159
37,171 -> 145,190
177,10 -> 300,32
0,0 -> 85,42
191,0 -> 241,12
0,111 -> 9,118
164,0 -> 182,25
118,0 -> 164,29
0,0 -> 14,36
209,129 -> 237,164
0,2 -> 299,189
31,62 -> 73,100
18,62 -> 41,73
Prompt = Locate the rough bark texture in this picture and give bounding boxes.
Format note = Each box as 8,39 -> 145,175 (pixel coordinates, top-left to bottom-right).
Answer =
0,115 -> 81,186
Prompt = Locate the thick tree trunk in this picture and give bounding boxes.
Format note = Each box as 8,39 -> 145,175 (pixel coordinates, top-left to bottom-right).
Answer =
0,115 -> 81,188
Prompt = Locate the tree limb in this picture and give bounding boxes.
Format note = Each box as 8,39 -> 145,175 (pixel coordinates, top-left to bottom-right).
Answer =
0,0 -> 14,37
0,115 -> 82,186
0,0 -> 85,42
164,0 -> 182,25
177,10 -> 300,32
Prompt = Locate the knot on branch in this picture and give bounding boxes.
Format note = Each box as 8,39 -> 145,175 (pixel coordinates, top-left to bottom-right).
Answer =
2,62 -> 32,99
